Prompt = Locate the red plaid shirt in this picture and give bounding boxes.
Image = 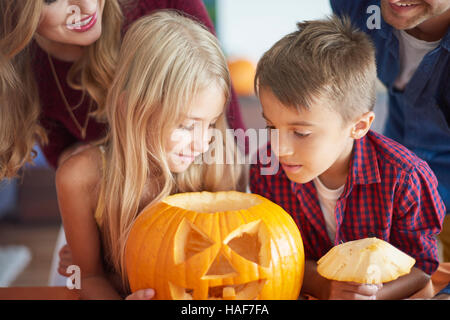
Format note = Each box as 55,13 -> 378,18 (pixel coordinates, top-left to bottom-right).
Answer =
250,130 -> 445,275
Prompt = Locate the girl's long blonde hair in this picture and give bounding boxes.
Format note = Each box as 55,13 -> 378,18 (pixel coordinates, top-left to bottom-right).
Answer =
99,10 -> 246,291
0,0 -> 124,179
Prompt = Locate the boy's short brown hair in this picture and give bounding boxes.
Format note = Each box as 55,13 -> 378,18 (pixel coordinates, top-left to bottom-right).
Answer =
255,15 -> 377,123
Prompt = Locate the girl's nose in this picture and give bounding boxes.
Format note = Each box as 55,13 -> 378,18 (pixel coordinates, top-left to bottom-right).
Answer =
192,126 -> 212,154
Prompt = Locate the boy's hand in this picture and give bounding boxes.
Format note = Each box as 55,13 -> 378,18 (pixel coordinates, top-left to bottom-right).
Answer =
125,289 -> 155,300
328,281 -> 382,300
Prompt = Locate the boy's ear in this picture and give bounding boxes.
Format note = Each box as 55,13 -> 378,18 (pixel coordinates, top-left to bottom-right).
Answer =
350,111 -> 375,139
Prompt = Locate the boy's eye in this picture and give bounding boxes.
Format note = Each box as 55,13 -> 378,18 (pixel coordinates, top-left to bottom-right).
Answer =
294,131 -> 310,138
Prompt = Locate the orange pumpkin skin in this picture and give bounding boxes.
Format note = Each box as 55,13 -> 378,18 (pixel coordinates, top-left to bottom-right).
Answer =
125,191 -> 304,300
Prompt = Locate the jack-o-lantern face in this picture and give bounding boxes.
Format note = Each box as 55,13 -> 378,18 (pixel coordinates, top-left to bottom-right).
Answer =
125,191 -> 304,300
170,218 -> 272,299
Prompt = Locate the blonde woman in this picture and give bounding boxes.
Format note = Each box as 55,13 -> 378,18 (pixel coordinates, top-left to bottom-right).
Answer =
0,0 -> 245,178
55,10 -> 246,299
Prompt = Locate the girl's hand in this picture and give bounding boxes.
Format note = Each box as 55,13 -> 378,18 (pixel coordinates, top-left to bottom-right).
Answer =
57,243 -> 156,300
57,244 -> 73,277
125,289 -> 155,300
328,281 -> 382,300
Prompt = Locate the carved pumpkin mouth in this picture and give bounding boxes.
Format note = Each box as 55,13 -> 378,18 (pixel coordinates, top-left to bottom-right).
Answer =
168,215 -> 273,300
169,279 -> 267,300
208,280 -> 267,300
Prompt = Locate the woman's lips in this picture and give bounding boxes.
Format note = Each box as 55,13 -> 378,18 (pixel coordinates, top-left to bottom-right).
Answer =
388,2 -> 421,14
66,11 -> 98,32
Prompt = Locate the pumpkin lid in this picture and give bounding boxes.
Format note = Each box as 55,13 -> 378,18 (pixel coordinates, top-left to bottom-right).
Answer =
317,237 -> 416,284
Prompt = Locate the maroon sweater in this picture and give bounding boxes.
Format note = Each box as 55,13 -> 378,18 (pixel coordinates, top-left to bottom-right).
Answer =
32,0 -> 245,168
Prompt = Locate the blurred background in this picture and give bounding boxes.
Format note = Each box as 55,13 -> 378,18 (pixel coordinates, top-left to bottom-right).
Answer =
0,0 -> 396,288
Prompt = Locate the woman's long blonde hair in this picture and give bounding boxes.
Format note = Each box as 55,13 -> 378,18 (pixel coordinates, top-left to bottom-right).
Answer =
99,10 -> 246,291
0,0 -> 124,178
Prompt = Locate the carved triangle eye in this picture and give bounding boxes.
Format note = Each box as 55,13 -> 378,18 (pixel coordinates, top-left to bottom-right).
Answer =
174,218 -> 214,264
224,220 -> 271,267
203,251 -> 238,279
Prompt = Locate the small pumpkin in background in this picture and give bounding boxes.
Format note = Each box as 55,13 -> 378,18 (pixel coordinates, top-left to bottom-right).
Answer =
317,237 -> 416,284
125,191 -> 304,300
228,59 -> 256,96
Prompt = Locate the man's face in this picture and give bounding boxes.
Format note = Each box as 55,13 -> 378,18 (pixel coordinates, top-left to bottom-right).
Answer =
380,0 -> 450,30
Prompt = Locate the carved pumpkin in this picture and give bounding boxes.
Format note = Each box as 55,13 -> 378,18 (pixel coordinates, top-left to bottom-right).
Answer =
125,191 -> 304,300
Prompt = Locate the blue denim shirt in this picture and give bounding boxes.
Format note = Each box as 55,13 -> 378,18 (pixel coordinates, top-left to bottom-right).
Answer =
438,282 -> 450,296
331,0 -> 450,214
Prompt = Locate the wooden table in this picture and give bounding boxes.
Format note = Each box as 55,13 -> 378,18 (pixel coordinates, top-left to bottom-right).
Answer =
0,287 -> 80,300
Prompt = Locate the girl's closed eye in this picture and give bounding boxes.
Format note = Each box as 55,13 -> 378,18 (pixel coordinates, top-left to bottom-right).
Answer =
178,122 -> 195,131
44,0 -> 57,4
179,121 -> 217,131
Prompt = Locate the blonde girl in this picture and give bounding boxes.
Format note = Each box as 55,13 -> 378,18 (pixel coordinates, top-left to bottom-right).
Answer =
0,0 -> 245,177
55,10 -> 246,299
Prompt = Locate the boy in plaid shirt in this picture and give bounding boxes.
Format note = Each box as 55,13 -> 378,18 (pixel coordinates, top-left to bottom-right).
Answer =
250,15 -> 445,299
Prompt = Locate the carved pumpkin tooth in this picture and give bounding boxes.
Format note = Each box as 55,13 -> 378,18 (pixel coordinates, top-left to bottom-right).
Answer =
223,286 -> 236,299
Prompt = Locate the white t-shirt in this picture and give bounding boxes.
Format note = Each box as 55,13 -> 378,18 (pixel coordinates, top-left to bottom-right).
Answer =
393,29 -> 440,91
312,177 -> 345,243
